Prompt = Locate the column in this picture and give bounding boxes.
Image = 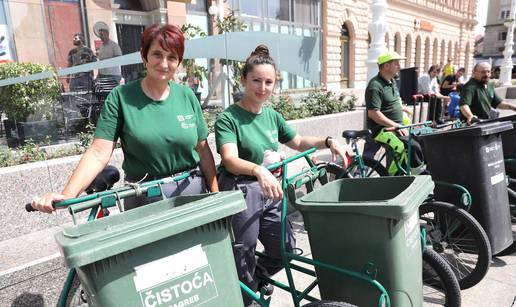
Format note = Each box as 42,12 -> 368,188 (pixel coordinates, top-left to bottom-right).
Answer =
366,0 -> 389,82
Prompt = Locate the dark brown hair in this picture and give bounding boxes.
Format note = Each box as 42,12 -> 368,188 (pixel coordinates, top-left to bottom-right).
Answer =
242,44 -> 277,78
428,64 -> 440,75
140,24 -> 185,63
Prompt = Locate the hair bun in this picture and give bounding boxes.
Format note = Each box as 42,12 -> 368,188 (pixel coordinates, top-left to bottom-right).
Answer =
252,44 -> 270,57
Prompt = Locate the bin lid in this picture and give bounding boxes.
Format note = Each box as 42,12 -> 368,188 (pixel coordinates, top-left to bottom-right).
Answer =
419,121 -> 513,139
480,114 -> 516,125
294,176 -> 434,220
54,191 -> 246,268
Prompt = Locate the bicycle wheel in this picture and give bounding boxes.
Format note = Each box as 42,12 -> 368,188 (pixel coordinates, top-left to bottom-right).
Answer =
420,201 -> 491,289
302,300 -> 357,307
422,247 -> 461,307
344,157 -> 388,178
64,274 -> 88,307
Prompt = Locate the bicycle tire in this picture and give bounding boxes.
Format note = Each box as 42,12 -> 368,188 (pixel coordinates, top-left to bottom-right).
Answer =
422,247 -> 461,307
344,157 -> 388,178
64,274 -> 88,307
420,201 -> 491,289
301,300 -> 357,307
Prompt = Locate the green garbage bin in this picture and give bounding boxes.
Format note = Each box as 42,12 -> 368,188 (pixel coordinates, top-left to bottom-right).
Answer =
294,176 -> 434,307
55,191 -> 246,307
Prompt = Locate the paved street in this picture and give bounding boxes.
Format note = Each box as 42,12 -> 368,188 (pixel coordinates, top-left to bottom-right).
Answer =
260,212 -> 516,307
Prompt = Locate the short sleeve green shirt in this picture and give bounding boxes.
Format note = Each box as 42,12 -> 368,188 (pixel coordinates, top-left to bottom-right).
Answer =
459,78 -> 503,119
95,80 -> 208,177
365,74 -> 403,133
215,104 -> 297,173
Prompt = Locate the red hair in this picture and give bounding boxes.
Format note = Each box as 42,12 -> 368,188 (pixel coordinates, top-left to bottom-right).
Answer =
140,24 -> 185,63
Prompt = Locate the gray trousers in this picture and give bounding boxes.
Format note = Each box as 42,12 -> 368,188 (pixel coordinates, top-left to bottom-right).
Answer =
219,173 -> 296,306
124,172 -> 206,210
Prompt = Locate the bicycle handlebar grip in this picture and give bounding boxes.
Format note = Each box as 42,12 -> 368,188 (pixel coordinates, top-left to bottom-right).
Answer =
25,203 -> 37,212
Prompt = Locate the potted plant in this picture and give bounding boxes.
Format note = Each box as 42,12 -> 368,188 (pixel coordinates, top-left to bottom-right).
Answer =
181,24 -> 209,102
0,62 -> 60,147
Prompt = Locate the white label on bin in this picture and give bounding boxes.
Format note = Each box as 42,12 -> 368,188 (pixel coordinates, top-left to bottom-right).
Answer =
133,244 -> 218,307
133,245 -> 208,291
404,212 -> 419,252
490,173 -> 505,186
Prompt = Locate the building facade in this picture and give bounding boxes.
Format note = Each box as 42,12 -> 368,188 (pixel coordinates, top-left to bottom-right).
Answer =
481,0 -> 516,67
323,0 -> 477,89
2,0 -> 477,91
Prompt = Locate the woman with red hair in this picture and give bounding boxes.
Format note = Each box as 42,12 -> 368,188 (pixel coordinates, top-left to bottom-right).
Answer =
32,24 -> 218,212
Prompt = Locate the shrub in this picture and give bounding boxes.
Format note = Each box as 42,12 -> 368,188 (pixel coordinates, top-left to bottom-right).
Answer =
267,94 -> 308,120
0,62 -> 60,121
302,90 -> 356,116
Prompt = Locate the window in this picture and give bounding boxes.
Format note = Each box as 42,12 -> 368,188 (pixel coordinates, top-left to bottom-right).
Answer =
268,0 -> 290,21
241,0 -> 262,17
340,24 -> 350,87
500,10 -> 511,20
294,0 -> 319,25
113,0 -> 142,10
499,31 -> 508,41
186,0 -> 207,13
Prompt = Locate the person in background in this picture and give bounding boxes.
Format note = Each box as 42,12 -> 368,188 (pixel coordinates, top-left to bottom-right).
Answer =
418,64 -> 451,122
95,23 -> 123,85
418,64 -> 451,105
460,62 -> 516,124
31,24 -> 218,212
442,57 -> 455,79
441,67 -> 465,96
215,44 -> 349,306
67,33 -> 96,91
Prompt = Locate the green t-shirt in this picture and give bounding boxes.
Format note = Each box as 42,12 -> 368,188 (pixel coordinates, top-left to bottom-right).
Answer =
365,74 -> 403,134
215,104 -> 297,173
459,78 -> 502,119
95,79 -> 209,177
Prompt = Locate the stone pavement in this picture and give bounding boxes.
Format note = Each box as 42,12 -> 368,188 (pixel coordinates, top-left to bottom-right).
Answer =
261,212 -> 516,307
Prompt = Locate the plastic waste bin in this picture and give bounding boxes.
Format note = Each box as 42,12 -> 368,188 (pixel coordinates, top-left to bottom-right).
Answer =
55,191 -> 246,307
294,175 -> 434,307
481,114 -> 516,158
419,121 -> 514,254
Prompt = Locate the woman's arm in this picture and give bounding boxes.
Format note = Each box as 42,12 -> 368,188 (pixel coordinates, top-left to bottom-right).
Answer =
31,138 -> 115,213
219,143 -> 283,199
196,139 -> 219,192
286,135 -> 348,167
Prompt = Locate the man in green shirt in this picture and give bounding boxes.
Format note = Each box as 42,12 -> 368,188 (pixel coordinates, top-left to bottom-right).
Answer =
364,51 -> 407,158
460,62 -> 516,124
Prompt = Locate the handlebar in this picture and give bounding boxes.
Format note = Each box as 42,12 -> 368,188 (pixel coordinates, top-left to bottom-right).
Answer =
26,148 -> 321,215
25,170 -> 190,214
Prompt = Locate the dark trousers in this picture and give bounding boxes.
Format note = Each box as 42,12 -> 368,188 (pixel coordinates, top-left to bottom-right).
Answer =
123,172 -> 206,210
218,173 -> 296,306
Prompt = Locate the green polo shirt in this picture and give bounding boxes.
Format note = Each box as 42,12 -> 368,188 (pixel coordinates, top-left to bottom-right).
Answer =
215,104 -> 297,174
95,79 -> 208,178
460,78 -> 502,119
365,74 -> 403,134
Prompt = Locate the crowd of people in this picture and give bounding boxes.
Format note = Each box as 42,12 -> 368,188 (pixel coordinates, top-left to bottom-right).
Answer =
31,23 -> 516,307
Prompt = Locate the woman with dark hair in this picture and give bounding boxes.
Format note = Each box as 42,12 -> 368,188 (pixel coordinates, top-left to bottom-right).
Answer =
215,44 -> 348,306
32,24 -> 218,212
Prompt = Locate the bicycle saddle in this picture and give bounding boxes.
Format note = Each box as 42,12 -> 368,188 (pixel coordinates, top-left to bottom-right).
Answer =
342,129 -> 371,140
85,165 -> 120,194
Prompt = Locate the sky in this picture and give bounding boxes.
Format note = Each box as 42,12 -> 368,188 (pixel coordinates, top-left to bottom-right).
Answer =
475,1 -> 488,35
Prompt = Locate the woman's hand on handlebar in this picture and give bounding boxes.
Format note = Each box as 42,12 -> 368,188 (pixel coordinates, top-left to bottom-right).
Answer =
31,193 -> 67,214
253,165 -> 283,200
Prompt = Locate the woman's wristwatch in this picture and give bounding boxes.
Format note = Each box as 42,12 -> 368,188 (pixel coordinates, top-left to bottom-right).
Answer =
325,136 -> 333,148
